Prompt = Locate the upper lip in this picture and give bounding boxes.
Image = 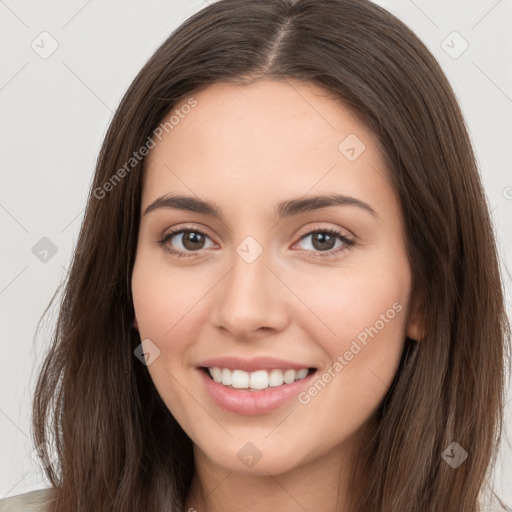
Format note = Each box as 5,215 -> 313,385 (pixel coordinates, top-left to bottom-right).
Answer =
198,356 -> 316,372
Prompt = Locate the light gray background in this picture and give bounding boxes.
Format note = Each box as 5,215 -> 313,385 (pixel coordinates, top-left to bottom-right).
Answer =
1,0 -> 511,503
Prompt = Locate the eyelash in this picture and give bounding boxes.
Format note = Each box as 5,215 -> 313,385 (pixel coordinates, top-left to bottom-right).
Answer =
156,224 -> 355,260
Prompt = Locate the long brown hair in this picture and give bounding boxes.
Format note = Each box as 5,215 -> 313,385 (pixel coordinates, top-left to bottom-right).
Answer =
33,0 -> 510,510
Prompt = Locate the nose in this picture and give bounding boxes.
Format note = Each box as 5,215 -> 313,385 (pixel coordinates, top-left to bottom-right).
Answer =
211,246 -> 290,341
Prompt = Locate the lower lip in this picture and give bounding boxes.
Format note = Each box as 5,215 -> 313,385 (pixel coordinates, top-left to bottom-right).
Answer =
198,368 -> 317,416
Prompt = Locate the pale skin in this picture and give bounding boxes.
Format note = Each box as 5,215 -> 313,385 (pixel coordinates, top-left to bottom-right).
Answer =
131,79 -> 424,511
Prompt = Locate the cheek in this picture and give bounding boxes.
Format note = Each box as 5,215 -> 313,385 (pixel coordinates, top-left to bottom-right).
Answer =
131,251 -> 207,345
295,267 -> 409,437
296,258 -> 410,352
131,256 -> 207,429
293,253 -> 410,418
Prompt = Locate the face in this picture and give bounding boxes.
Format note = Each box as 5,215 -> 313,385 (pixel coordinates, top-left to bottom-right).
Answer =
131,79 -> 422,476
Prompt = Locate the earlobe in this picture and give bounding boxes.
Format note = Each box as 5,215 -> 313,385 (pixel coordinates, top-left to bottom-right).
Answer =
133,317 -> 139,330
406,294 -> 426,341
407,322 -> 424,342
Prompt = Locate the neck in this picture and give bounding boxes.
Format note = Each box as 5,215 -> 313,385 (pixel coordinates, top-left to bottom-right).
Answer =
184,436 -> 364,512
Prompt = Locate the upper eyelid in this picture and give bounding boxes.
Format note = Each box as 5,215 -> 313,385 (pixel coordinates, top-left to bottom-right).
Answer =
295,223 -> 353,240
162,224 -> 216,243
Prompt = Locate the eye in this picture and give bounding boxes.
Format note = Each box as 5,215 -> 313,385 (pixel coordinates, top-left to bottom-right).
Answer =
157,225 -> 215,258
156,225 -> 355,259
293,227 -> 355,259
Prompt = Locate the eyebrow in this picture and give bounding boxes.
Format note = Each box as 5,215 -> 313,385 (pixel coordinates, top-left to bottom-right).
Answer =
143,193 -> 378,220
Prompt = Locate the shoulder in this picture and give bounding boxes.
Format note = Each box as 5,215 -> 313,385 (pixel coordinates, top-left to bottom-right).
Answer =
0,488 -> 54,512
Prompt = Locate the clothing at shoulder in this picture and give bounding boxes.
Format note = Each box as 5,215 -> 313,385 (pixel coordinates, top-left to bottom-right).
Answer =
0,488 -> 54,512
0,487 -> 509,511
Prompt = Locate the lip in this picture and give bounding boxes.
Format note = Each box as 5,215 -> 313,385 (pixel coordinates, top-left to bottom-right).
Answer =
198,366 -> 317,416
198,356 -> 316,373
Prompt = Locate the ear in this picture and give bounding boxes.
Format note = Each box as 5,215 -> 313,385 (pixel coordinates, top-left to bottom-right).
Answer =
406,292 -> 426,341
133,316 -> 139,330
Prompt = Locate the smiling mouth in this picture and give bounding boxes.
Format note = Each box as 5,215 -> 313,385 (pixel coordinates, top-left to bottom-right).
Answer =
201,366 -> 317,391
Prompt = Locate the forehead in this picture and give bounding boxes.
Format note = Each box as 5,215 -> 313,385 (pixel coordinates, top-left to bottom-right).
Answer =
141,79 -> 395,219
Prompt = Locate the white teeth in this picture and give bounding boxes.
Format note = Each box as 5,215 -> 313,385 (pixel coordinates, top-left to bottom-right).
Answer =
268,369 -> 284,387
249,370 -> 268,390
207,367 -> 311,390
231,369 -> 249,389
296,368 -> 308,380
210,367 -> 222,383
283,369 -> 296,384
221,368 -> 232,385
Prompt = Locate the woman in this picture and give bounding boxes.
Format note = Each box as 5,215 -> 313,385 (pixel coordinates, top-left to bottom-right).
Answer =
1,0 -> 510,510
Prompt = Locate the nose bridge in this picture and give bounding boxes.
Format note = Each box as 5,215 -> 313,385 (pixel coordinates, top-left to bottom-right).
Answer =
212,236 -> 289,337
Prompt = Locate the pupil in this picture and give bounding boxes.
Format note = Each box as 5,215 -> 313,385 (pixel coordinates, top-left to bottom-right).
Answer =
183,231 -> 204,250
313,232 -> 335,251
